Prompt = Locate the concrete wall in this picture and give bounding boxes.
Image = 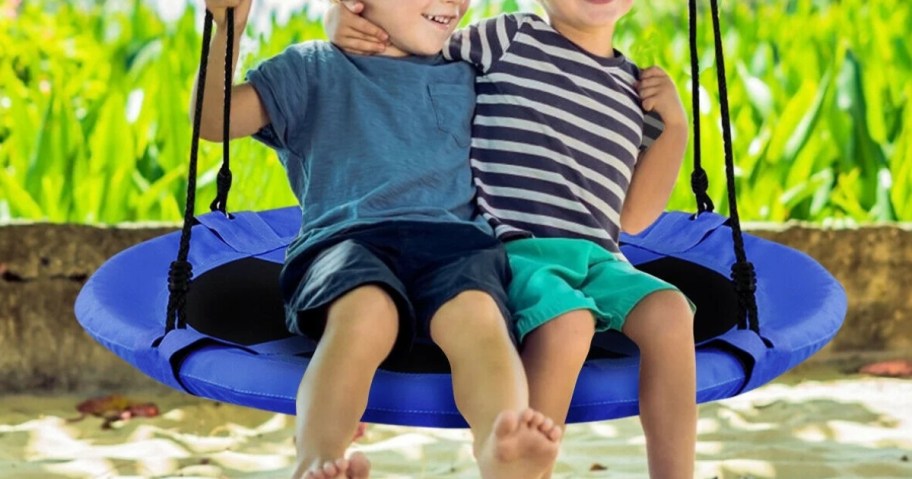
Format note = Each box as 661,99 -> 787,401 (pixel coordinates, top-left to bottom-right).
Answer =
1,222 -> 910,393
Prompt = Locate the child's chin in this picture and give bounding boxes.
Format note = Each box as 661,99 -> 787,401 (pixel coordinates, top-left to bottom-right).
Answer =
419,48 -> 444,56
406,46 -> 443,57
401,39 -> 446,57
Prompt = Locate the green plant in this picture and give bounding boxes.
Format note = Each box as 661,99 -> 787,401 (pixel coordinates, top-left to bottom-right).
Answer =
1,0 -> 908,224
621,0 -> 911,223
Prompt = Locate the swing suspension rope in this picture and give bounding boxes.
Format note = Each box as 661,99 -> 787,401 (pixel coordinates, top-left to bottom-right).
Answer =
703,0 -> 760,334
165,2 -> 762,337
165,8 -> 234,333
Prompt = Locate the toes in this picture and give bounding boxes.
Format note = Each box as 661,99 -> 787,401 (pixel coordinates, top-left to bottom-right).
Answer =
349,451 -> 369,466
321,460 -> 341,477
334,458 -> 348,472
543,422 -> 563,442
347,451 -> 371,478
527,410 -> 546,429
539,416 -> 554,433
520,408 -> 536,423
300,459 -> 352,479
494,410 -> 520,437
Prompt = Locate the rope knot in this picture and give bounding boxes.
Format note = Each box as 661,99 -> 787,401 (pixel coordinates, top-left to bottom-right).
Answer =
691,169 -> 709,193
690,168 -> 715,213
216,167 -> 233,190
167,260 -> 193,294
731,260 -> 760,333
210,167 -> 234,213
730,260 -> 757,294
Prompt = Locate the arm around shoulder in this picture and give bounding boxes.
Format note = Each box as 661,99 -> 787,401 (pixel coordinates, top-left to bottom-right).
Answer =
445,13 -> 521,71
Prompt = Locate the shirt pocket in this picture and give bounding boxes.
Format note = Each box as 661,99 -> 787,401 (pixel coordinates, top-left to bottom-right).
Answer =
427,83 -> 473,148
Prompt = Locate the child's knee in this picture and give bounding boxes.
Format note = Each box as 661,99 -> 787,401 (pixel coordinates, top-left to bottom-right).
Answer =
661,291 -> 694,327
525,310 -> 596,350
430,290 -> 506,342
325,285 -> 399,340
439,290 -> 501,320
545,310 -> 596,338
624,290 -> 693,344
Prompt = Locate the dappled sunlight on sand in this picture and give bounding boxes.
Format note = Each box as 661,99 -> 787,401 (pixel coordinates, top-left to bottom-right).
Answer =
1,367 -> 910,478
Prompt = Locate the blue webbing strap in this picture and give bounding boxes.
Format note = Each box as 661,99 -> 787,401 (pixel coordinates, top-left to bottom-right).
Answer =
195,211 -> 290,255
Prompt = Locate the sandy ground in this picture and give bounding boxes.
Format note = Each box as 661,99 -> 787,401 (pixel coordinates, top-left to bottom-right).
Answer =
1,364 -> 910,479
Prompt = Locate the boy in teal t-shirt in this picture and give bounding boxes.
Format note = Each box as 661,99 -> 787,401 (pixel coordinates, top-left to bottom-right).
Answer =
193,1 -> 563,478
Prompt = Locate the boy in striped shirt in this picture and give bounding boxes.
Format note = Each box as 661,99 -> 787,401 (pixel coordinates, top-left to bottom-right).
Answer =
329,1 -> 696,477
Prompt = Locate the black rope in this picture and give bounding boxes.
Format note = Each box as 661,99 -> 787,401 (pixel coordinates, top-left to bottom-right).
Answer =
688,0 -> 714,214
210,8 -> 235,215
165,10 -> 214,332
166,9 -> 236,332
707,0 -> 760,334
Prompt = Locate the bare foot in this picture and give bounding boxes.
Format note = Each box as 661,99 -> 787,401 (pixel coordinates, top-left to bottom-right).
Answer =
347,451 -> 371,478
293,458 -> 348,479
477,409 -> 562,479
352,423 -> 369,442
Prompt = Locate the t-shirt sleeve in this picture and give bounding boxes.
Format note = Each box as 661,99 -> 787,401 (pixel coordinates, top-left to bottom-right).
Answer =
640,111 -> 665,150
631,63 -> 665,151
444,14 -> 521,73
244,44 -> 311,151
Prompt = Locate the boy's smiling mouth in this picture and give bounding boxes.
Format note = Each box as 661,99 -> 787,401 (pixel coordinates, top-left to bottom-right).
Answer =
422,14 -> 455,27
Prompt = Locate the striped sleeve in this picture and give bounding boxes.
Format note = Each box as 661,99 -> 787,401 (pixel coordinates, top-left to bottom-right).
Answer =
444,14 -> 520,73
635,61 -> 665,149
621,62 -> 666,150
641,110 -> 665,150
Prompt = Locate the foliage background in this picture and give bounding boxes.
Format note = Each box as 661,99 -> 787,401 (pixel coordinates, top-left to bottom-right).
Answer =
0,0 -> 909,225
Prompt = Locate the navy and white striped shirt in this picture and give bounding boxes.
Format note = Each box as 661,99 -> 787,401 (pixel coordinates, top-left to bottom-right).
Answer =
444,13 -> 664,255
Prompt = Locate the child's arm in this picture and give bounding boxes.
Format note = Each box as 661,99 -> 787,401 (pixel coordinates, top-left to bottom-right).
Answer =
324,1 -> 390,55
442,14 -> 519,72
326,1 -> 517,74
621,66 -> 689,235
190,0 -> 268,142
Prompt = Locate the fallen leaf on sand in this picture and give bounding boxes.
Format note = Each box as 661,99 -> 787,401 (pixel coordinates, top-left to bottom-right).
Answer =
70,394 -> 160,429
859,359 -> 912,378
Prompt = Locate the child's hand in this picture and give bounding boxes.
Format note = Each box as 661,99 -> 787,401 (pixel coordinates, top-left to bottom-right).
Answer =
204,0 -> 253,31
324,1 -> 389,55
637,67 -> 687,128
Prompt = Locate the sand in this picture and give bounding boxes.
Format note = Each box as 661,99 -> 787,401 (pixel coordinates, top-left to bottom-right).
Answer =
1,365 -> 910,478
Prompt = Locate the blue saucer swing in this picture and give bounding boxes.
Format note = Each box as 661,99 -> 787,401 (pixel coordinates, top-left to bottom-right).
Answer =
75,1 -> 846,427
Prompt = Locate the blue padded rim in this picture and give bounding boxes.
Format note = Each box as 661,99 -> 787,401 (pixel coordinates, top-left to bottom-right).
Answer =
75,208 -> 847,427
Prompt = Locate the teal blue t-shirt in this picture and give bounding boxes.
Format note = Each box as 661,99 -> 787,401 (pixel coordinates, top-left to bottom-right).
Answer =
245,41 -> 488,260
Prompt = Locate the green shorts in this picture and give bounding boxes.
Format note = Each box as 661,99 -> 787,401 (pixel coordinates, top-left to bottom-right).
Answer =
506,237 -> 692,343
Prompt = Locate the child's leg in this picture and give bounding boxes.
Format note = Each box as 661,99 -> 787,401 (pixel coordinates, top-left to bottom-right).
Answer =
431,291 -> 526,444
429,291 -> 562,479
520,310 -> 595,479
521,309 -> 596,426
293,285 -> 399,479
622,290 -> 696,479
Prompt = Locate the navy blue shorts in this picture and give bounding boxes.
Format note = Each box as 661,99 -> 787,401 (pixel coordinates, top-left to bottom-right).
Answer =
279,221 -> 512,358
